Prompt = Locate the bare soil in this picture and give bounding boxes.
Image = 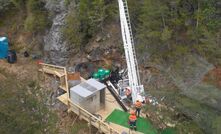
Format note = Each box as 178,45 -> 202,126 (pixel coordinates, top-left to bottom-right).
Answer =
204,67 -> 221,89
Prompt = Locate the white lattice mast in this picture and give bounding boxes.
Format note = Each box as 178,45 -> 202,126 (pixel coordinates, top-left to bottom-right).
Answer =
118,0 -> 144,103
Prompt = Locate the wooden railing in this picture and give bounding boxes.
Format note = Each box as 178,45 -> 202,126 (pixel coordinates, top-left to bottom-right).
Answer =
39,63 -> 69,95
39,63 -> 66,69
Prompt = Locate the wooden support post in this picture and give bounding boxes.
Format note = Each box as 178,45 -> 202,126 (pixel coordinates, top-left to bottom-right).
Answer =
128,128 -> 132,134
88,116 -> 92,134
43,65 -> 46,82
79,108 -> 82,120
71,116 -> 79,126
95,130 -> 99,134
110,128 -> 112,134
98,121 -> 101,133
67,100 -> 72,114
64,67 -> 69,98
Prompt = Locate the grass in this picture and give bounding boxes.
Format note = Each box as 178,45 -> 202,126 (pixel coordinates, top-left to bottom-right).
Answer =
0,70 -> 58,134
161,128 -> 176,134
71,122 -> 88,134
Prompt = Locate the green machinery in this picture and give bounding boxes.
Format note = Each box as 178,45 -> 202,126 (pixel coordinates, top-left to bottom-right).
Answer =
92,68 -> 111,81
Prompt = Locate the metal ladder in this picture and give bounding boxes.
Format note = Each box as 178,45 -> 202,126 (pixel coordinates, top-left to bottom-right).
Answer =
118,0 -> 144,102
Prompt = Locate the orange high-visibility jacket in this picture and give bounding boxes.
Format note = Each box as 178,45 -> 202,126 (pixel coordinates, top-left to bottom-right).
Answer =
135,101 -> 142,108
129,115 -> 137,122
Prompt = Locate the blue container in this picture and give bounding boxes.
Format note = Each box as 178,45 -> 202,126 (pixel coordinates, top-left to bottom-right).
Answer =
0,37 -> 9,59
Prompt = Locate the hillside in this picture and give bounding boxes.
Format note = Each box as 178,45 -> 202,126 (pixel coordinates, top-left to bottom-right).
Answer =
0,0 -> 221,134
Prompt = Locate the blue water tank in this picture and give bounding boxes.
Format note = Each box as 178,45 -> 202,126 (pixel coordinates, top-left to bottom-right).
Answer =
0,37 -> 9,59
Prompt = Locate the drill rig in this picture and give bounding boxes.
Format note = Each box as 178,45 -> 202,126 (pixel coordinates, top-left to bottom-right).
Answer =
116,0 -> 145,103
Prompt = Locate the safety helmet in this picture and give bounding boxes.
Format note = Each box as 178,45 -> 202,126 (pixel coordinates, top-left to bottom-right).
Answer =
130,111 -> 135,115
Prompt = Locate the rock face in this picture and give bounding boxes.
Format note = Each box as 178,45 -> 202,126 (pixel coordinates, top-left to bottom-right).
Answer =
44,0 -> 69,65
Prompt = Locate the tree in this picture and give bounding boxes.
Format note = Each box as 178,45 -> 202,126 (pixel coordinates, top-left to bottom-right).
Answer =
135,0 -> 221,65
137,0 -> 172,59
63,0 -> 116,50
24,0 -> 49,33
11,0 -> 26,10
0,0 -> 12,13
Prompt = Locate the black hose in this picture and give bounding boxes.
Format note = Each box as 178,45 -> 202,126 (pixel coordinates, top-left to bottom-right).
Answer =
104,82 -> 128,112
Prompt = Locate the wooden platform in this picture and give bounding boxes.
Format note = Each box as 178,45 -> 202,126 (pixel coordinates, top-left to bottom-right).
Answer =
57,89 -> 137,134
39,63 -> 139,134
96,90 -> 137,133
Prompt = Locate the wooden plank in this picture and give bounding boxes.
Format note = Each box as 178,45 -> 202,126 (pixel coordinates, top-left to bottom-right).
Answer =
59,85 -> 67,91
64,67 -> 69,98
54,71 -> 65,77
39,68 -> 65,78
80,77 -> 86,81
57,93 -> 68,105
96,89 -> 122,119
39,63 -> 66,69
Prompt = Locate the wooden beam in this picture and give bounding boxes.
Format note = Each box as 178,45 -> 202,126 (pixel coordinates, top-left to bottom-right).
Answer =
39,63 -> 66,69
57,93 -> 68,105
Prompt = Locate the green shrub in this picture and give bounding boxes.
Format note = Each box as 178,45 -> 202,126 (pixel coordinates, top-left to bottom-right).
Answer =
63,0 -> 117,50
136,0 -> 221,65
24,13 -> 49,33
62,11 -> 84,50
0,73 -> 58,134
24,0 -> 49,33
0,0 -> 12,13
11,0 -> 26,9
64,0 -> 71,6
71,122 -> 88,134
26,0 -> 45,13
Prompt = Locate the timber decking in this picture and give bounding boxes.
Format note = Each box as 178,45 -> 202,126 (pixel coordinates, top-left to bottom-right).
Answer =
39,63 -> 142,134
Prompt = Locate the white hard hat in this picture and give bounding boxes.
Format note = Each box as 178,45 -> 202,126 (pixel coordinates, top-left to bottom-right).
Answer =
136,95 -> 143,102
126,86 -> 130,89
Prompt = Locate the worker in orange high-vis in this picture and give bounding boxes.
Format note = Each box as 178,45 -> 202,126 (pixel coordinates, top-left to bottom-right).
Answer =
135,100 -> 142,117
128,111 -> 137,130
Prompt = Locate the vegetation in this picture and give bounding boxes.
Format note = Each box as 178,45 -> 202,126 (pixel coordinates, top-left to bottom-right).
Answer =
70,121 -> 88,134
0,0 -> 49,34
0,69 -> 58,134
0,0 -> 221,133
0,0 -> 11,12
24,0 -> 49,33
133,0 -> 221,66
62,0 -> 117,50
62,0 -> 221,65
